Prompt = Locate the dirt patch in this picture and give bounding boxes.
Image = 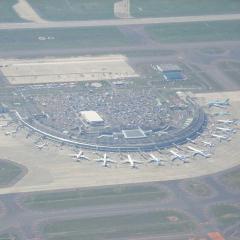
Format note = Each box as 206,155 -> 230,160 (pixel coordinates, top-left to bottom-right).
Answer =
13,0 -> 46,23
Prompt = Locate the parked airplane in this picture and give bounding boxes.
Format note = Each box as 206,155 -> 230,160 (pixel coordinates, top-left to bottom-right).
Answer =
148,153 -> 166,166
216,127 -> 236,134
187,146 -> 211,158
173,143 -> 184,151
217,119 -> 235,125
208,99 -> 230,108
122,155 -> 143,168
70,150 -> 89,161
211,134 -> 231,142
201,141 -> 215,148
169,150 -> 189,163
213,111 -> 231,116
35,142 -> 47,150
4,130 -> 17,136
186,138 -> 196,144
96,153 -> 116,167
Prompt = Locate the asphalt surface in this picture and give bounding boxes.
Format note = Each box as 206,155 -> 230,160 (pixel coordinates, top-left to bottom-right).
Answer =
0,8 -> 240,240
0,166 -> 239,240
1,13 -> 240,30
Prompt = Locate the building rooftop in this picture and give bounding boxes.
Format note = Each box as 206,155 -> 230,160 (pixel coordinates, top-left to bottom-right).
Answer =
158,64 -> 182,72
122,128 -> 146,139
80,111 -> 104,124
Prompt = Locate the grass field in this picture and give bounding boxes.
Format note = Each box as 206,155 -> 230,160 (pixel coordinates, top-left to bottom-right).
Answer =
0,26 -> 134,52
27,0 -> 240,21
183,180 -> 212,197
42,210 -> 195,240
27,0 -> 117,21
210,204 -> 240,228
0,160 -> 25,188
200,47 -> 226,55
0,0 -> 26,23
0,234 -> 18,240
23,185 -> 169,210
221,168 -> 240,190
131,0 -> 240,18
218,61 -> 240,88
145,20 -> 240,43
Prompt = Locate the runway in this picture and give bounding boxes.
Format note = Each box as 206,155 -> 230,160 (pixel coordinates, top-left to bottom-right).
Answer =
0,167 -> 239,239
1,13 -> 240,30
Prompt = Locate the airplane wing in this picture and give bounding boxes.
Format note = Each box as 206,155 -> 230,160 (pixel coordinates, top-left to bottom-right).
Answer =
134,160 -> 144,164
96,159 -> 104,162
148,159 -> 155,163
171,155 -> 178,161
108,160 -> 117,163
192,152 -> 199,157
214,104 -> 226,108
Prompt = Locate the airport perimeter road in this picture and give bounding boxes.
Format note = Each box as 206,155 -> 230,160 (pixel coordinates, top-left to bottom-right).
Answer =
1,13 -> 240,30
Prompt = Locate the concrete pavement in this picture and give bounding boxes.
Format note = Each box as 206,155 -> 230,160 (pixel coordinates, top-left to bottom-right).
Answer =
1,13 -> 240,30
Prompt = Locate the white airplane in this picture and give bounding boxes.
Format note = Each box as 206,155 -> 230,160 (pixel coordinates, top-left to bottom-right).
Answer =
216,127 -> 236,134
36,142 -> 47,150
208,99 -> 230,108
187,146 -> 211,158
201,141 -> 214,148
122,155 -> 143,168
70,150 -> 89,161
217,119 -> 235,125
169,150 -> 189,163
96,153 -> 116,167
213,111 -> 231,116
186,138 -> 196,144
4,130 -> 17,136
173,143 -> 184,151
148,153 -> 166,166
211,133 -> 231,142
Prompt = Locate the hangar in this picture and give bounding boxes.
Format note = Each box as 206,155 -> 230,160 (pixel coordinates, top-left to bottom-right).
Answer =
158,64 -> 186,81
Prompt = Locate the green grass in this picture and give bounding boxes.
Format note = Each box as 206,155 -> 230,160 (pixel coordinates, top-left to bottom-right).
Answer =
183,180 -> 212,197
131,0 -> 240,18
210,204 -> 240,228
218,61 -> 240,88
27,0 -> 240,21
220,61 -> 240,70
221,169 -> 240,190
124,49 -> 175,58
200,47 -> 226,55
0,0 -> 26,23
0,233 -> 18,240
145,20 -> 240,43
27,0 -> 117,21
0,26 -> 134,52
43,210 -> 195,240
23,185 -> 169,210
0,160 -> 24,187
0,235 -> 11,240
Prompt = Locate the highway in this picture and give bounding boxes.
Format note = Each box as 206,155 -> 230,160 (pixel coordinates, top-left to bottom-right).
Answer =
1,13 -> 240,30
